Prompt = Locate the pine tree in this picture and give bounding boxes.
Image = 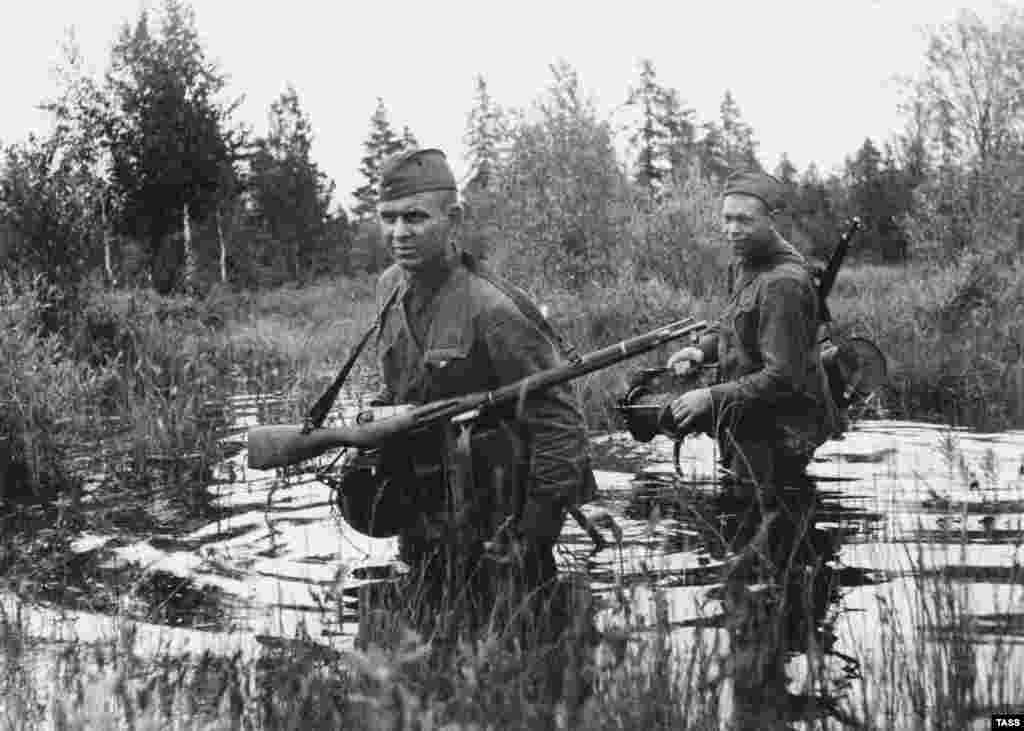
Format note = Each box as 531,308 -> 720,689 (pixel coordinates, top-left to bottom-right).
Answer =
718,90 -> 761,174
774,153 -> 798,186
792,162 -> 841,259
626,60 -> 697,194
352,98 -> 403,221
400,125 -> 419,151
250,85 -> 335,282
628,60 -> 664,193
105,0 -> 243,293
696,120 -> 727,181
464,75 -> 506,191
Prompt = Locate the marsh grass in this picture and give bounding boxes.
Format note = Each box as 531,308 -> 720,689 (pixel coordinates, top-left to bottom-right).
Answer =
2,436 -> 1023,729
831,252 -> 1024,429
0,569 -> 727,730
3,253 -> 1024,728
214,253 -> 1024,432
849,547 -> 1024,731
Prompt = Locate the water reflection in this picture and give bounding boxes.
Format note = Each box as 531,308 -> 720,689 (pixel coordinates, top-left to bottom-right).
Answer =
614,470 -> 874,728
6,390 -> 1024,727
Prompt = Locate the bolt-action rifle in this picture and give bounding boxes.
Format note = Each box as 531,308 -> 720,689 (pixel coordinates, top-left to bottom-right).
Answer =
247,317 -> 707,471
247,317 -> 707,548
817,217 -> 862,321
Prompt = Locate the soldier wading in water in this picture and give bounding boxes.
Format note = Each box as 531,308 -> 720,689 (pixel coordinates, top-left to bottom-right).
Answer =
357,148 -> 596,707
665,171 -> 840,574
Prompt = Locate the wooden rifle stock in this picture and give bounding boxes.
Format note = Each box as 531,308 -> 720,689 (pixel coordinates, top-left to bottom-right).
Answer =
247,316 -> 707,470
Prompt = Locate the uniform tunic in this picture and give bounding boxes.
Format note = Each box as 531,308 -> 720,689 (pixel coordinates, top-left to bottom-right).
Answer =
368,255 -> 591,648
696,234 -> 836,497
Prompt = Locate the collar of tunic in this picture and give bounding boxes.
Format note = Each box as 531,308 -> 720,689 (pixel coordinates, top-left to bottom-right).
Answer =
398,253 -> 461,351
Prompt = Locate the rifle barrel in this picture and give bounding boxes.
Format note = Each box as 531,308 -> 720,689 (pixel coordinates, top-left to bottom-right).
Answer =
480,318 -> 706,409
819,217 -> 862,302
247,317 -> 707,470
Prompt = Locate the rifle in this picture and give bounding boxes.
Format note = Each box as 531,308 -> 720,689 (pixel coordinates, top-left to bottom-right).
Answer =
247,316 -> 708,471
817,217 -> 862,322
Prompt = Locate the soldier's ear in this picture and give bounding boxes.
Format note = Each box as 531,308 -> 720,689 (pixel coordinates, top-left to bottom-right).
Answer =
447,199 -> 464,225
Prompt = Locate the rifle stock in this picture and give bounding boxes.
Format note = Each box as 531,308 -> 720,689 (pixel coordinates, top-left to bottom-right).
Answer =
248,415 -> 415,471
247,317 -> 707,470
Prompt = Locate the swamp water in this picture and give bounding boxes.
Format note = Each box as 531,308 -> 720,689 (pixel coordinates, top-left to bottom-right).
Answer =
3,391 -> 1024,729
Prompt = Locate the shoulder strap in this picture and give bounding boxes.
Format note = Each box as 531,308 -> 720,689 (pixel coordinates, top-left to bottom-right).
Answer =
303,285 -> 402,432
460,252 -> 581,364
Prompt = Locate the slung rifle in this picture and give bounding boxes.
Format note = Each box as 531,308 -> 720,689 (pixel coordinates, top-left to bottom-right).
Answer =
248,316 -> 708,470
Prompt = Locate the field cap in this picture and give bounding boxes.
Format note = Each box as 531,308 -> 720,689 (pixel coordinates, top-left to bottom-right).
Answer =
724,171 -> 787,213
379,148 -> 458,202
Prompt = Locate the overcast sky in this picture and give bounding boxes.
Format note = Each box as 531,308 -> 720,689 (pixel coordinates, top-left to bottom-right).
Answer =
3,0 -> 1017,214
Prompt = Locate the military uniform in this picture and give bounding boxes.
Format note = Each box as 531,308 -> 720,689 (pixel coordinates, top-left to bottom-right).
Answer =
694,177 -> 837,507
373,256 -> 590,549
364,149 -> 591,652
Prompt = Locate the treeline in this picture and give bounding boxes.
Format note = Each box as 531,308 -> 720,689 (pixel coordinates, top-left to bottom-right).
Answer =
1,1 -> 1022,311
0,0 -> 348,308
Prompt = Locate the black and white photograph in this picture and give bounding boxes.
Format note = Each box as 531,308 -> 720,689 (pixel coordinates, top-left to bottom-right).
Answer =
1,1 -> 1023,728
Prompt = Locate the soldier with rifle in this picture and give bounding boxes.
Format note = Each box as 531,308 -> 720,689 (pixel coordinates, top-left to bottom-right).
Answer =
360,147 -> 597,647
664,171 -> 841,573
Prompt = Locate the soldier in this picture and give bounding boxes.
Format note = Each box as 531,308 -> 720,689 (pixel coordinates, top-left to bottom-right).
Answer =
666,171 -> 838,572
362,147 -> 593,666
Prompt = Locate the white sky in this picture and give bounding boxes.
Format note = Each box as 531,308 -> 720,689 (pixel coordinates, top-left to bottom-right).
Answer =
3,0 -> 1018,215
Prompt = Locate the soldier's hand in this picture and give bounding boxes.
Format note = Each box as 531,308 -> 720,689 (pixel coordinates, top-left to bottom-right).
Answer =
670,388 -> 712,433
667,346 -> 704,377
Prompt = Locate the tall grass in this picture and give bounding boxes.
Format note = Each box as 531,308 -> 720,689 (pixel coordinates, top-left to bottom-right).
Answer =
221,275 -> 382,417
205,249 -> 1024,433
0,276 -> 112,512
3,468 -> 1021,730
831,251 -> 1024,429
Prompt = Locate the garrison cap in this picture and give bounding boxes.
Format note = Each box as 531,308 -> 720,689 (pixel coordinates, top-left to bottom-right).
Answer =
378,148 -> 458,202
724,170 -> 787,213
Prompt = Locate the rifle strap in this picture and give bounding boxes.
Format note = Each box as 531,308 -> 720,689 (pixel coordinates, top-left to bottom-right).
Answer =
303,285 -> 402,433
461,252 -> 600,516
460,251 -> 581,364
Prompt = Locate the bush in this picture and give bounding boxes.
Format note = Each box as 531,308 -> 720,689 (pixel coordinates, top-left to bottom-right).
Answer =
828,249 -> 1024,428
0,275 -> 111,506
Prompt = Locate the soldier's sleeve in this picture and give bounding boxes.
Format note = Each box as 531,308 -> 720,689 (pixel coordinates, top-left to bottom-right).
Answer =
709,275 -> 816,408
480,307 -> 589,543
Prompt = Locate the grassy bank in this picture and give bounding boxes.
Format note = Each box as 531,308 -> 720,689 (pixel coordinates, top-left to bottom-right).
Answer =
830,253 -> 1024,429
211,253 -> 1024,433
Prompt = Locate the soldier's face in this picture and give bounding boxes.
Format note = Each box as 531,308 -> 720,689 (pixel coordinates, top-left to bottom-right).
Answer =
378,192 -> 454,273
722,194 -> 775,258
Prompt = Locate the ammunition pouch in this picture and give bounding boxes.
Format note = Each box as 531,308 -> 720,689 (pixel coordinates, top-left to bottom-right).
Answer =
330,408 -> 525,539
331,404 -> 600,541
331,447 -> 417,538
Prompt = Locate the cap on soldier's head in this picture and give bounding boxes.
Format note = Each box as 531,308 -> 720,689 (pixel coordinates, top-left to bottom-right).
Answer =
724,170 -> 787,214
378,148 -> 458,202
